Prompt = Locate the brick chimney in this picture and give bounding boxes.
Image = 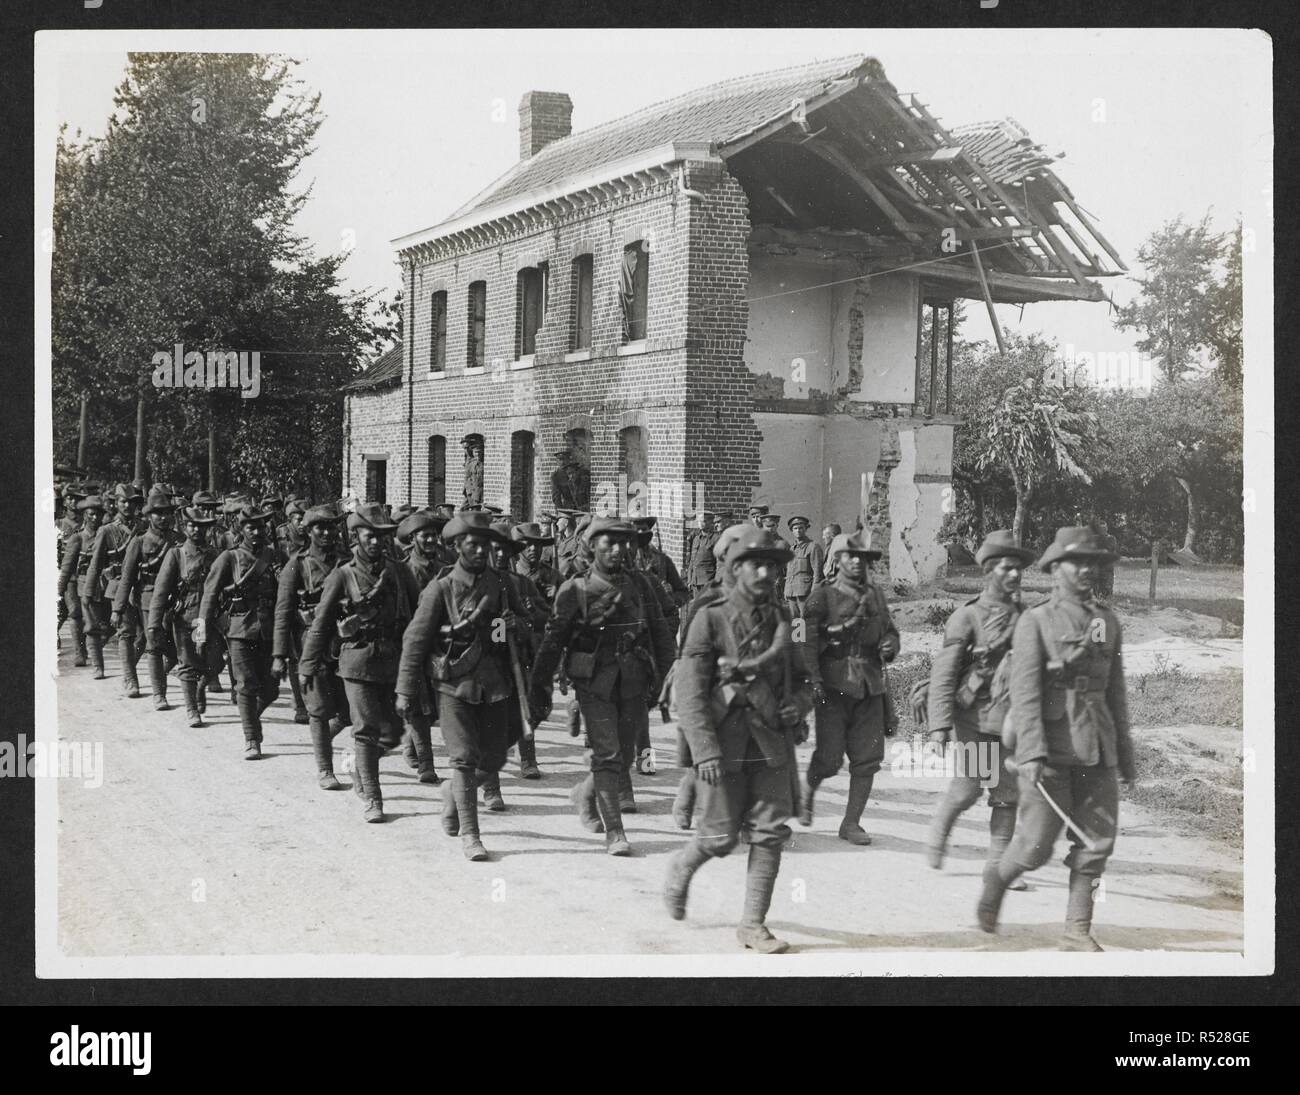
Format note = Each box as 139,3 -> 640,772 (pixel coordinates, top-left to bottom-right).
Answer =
519,91 -> 573,159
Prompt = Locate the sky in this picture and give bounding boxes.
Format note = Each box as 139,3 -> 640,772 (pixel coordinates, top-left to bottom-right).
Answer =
38,27 -> 1271,373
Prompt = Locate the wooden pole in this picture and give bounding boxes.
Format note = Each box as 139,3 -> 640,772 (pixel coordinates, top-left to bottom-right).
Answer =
970,241 -> 1007,355
76,393 -> 88,469
208,410 -> 217,493
1148,539 -> 1161,601
927,303 -> 938,417
133,394 -> 146,484
944,303 -> 954,414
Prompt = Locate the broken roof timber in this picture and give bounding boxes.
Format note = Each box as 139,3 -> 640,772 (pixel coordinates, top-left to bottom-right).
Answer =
914,260 -> 1107,303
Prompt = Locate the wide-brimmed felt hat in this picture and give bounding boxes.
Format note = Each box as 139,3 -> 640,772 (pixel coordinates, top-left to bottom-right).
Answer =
180,505 -> 217,527
511,522 -> 554,544
303,504 -> 344,530
114,482 -> 144,502
490,519 -> 526,552
261,494 -> 284,509
347,502 -> 398,533
712,523 -> 751,561
285,500 -> 308,518
828,530 -> 882,561
759,512 -> 782,524
788,515 -> 811,529
724,528 -> 794,568
582,516 -> 638,544
235,504 -> 274,526
630,515 -> 657,531
397,511 -> 444,540
442,510 -> 510,544
191,490 -> 219,507
1037,526 -> 1120,570
76,495 -> 106,512
64,482 -> 88,500
975,529 -> 1037,567
142,489 -> 176,515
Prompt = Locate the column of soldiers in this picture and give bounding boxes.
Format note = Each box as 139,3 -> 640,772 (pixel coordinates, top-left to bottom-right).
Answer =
55,476 -> 1133,954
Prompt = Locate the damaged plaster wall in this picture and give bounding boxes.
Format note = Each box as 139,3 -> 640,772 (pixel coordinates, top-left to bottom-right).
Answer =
888,423 -> 954,587
851,273 -> 918,404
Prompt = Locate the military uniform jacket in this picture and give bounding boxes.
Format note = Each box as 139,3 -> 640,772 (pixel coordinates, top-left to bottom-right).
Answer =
555,534 -> 582,580
113,528 -> 180,614
58,528 -> 91,599
273,547 -> 340,661
396,561 -> 523,703
688,532 -> 720,587
646,546 -> 690,607
1009,592 -> 1135,780
199,545 -> 281,642
531,566 -> 677,705
85,519 -> 137,602
513,554 -> 560,602
928,591 -> 1023,736
783,539 -> 825,599
676,588 -> 810,771
405,545 -> 443,594
800,573 -> 898,698
300,552 -> 418,683
149,540 -> 219,629
56,516 -> 78,567
276,523 -> 306,559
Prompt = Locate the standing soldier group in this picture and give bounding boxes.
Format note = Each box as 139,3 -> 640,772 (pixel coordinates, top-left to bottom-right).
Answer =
55,475 -> 1134,954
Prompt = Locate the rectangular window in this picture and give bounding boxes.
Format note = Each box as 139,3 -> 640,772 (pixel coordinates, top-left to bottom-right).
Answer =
365,458 -> 387,505
467,281 -> 487,369
428,436 -> 446,506
571,254 -> 593,351
620,243 -> 648,343
430,291 -> 447,372
516,264 -> 547,358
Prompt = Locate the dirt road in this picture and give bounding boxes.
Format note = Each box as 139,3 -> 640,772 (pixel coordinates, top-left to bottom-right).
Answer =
50,644 -> 1245,969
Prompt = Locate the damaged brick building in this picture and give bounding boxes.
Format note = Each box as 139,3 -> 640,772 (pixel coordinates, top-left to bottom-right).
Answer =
343,55 -> 1122,583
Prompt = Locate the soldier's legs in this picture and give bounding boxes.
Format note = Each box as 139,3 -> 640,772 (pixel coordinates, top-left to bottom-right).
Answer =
978,765 -> 1070,933
116,609 -> 141,696
437,696 -> 498,859
172,619 -> 206,725
737,758 -> 794,952
82,596 -> 107,678
576,687 -> 632,853
405,706 -> 441,785
838,693 -> 885,844
66,590 -> 87,664
228,639 -> 268,755
287,659 -> 309,723
786,596 -> 806,618
619,698 -> 647,810
928,773 -> 984,868
342,678 -> 396,822
253,644 -> 279,717
800,692 -> 851,824
303,669 -> 342,790
1059,764 -> 1119,949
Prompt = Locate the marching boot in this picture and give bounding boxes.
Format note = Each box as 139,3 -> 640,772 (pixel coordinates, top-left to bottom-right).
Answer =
663,843 -> 710,920
797,774 -> 821,827
567,699 -> 582,738
479,769 -> 506,812
976,859 -> 1023,934
838,773 -> 874,845
88,634 -> 106,680
517,737 -> 541,780
181,679 -> 203,728
570,775 -> 603,833
353,740 -> 384,822
197,680 -> 208,714
402,729 -> 419,770
410,719 -> 441,784
73,618 -> 87,666
926,793 -> 965,870
618,765 -> 637,813
148,653 -> 169,711
237,693 -> 263,759
736,845 -> 788,953
594,769 -> 631,855
311,718 -> 342,790
441,779 -> 460,836
988,805 -> 1029,890
454,771 -> 488,860
289,664 -> 309,724
671,770 -> 696,830
1062,870 -> 1104,951
207,668 -> 223,695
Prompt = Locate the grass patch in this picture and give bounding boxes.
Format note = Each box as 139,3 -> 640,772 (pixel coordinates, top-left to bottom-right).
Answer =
1128,665 -> 1242,729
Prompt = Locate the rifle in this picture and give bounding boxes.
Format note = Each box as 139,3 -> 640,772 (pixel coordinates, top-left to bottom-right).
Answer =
501,585 -> 535,740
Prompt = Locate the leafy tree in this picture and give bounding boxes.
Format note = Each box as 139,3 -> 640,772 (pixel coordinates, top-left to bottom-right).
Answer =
1206,221 -> 1243,389
1113,212 -> 1224,383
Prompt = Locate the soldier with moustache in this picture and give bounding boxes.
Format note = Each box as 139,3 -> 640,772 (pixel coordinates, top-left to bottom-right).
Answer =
85,483 -> 145,695
925,530 -> 1036,886
113,489 -> 181,710
396,512 -> 527,859
272,505 -> 352,790
528,518 -> 676,856
301,504 -> 420,823
977,527 -> 1136,951
197,505 -> 282,759
511,522 -> 560,602
58,494 -> 107,673
149,506 -> 222,727
664,528 -> 812,953
798,530 -> 900,846
394,509 -> 448,786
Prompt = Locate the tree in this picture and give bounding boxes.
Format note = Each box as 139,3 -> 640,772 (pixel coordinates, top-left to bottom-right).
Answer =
52,53 -> 381,497
1206,221 -> 1243,389
1114,212 -> 1225,382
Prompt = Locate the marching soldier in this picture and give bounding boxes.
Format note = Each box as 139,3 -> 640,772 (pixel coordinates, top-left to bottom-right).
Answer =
554,509 -> 584,580
301,504 -> 419,823
191,490 -> 226,699
663,528 -> 811,953
759,511 -> 789,590
925,530 -> 1036,885
396,511 -> 526,859
977,526 -> 1136,951
688,512 -> 720,599
528,517 -> 676,855
394,509 -> 447,785
113,489 -> 180,710
57,483 -> 97,666
511,522 -> 560,602
272,505 -> 352,790
783,515 -> 824,618
197,504 -> 282,759
632,516 -> 690,620
798,530 -> 899,845
148,506 -> 221,727
85,483 -> 145,695
277,499 -> 308,558
58,494 -> 106,673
